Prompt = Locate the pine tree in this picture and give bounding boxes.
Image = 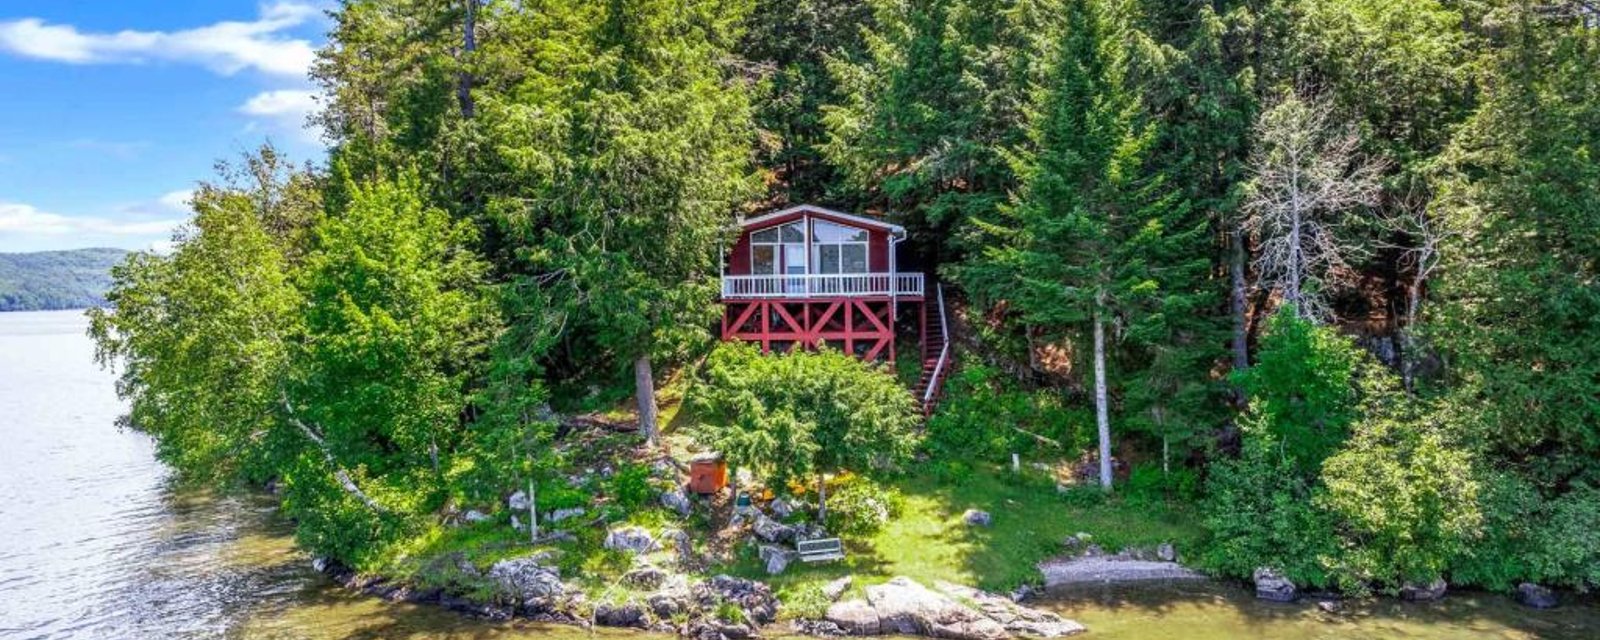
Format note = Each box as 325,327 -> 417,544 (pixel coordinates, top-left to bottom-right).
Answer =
958,0 -> 1175,490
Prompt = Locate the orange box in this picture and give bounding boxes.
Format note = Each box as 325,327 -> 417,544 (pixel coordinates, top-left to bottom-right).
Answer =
688,453 -> 727,495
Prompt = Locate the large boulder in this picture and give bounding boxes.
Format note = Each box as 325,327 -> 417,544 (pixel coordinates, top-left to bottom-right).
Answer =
695,575 -> 780,626
770,497 -> 797,519
753,513 -> 797,544
759,544 -> 797,575
605,526 -> 660,554
594,601 -> 649,628
827,599 -> 882,636
963,510 -> 993,527
1400,578 -> 1447,602
464,510 -> 491,524
1253,567 -> 1297,602
508,491 -> 530,511
547,507 -> 586,523
662,489 -> 693,517
935,582 -> 1085,638
1515,583 -> 1559,609
866,577 -> 1010,640
488,556 -> 564,603
623,565 -> 669,590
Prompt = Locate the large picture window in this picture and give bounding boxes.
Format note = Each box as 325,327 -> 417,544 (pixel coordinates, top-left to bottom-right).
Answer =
750,222 -> 805,275
811,220 -> 869,274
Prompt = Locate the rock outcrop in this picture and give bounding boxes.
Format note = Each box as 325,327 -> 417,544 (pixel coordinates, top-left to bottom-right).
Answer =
1252,567 -> 1297,602
488,556 -> 565,604
1038,556 -> 1206,587
1515,582 -> 1559,609
1399,578 -> 1447,602
823,577 -> 1084,639
605,526 -> 660,554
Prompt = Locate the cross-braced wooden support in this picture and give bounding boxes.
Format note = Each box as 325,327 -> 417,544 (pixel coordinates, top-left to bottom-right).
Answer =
721,298 -> 916,362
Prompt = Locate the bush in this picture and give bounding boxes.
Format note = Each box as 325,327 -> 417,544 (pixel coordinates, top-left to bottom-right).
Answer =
1232,307 -> 1362,473
1318,376 -> 1481,591
924,365 -> 1089,461
1199,439 -> 1340,588
607,463 -> 655,511
690,342 -> 919,492
1125,463 -> 1201,506
822,476 -> 904,537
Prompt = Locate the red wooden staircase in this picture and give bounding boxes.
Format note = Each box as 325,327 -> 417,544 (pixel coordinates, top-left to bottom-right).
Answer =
914,282 -> 951,415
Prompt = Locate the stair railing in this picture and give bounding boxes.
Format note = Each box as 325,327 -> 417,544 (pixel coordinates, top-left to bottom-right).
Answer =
922,283 -> 951,409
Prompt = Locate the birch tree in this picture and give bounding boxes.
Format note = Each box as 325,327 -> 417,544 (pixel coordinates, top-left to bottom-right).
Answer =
1243,91 -> 1385,321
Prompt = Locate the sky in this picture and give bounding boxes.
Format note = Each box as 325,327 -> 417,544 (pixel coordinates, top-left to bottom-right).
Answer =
0,1 -> 330,253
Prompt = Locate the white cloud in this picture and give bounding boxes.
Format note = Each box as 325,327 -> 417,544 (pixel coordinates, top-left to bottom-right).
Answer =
0,201 -> 182,237
240,89 -> 323,142
157,189 -> 193,211
0,2 -> 321,78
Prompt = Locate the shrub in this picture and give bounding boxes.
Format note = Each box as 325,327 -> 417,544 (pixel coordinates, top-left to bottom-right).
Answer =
1199,438 -> 1340,588
607,463 -> 655,511
924,365 -> 1088,461
823,476 -> 904,537
1125,463 -> 1201,506
690,343 -> 919,504
1318,375 -> 1481,591
1232,307 -> 1362,473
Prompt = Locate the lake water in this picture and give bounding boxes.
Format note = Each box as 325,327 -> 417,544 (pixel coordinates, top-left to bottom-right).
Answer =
1,309 -> 1596,639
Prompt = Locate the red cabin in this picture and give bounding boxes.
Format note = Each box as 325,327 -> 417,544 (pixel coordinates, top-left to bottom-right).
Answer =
720,204 -> 942,372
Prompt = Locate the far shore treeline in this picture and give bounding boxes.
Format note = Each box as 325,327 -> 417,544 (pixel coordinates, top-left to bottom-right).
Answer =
0,248 -> 128,311
88,0 -> 1598,598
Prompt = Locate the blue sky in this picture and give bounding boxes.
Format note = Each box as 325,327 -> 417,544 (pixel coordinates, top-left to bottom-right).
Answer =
0,1 -> 330,252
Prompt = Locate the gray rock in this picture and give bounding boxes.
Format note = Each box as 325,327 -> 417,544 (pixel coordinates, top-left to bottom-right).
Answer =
662,528 -> 694,566
866,577 -> 1010,640
1156,543 -> 1176,562
464,509 -> 490,523
770,497 -> 796,519
795,619 -> 847,637
511,514 -> 523,531
662,489 -> 693,517
1516,582 -> 1558,609
963,510 -> 993,527
623,565 -> 669,590
718,622 -> 754,639
822,576 -> 854,602
753,513 -> 797,544
759,545 -> 797,575
594,602 -> 648,628
696,575 -> 780,626
825,599 -> 880,636
1400,578 -> 1447,602
935,581 -> 1084,638
488,557 -> 564,603
1253,567 -> 1297,603
605,526 -> 660,554
508,490 -> 530,511
547,507 -> 586,523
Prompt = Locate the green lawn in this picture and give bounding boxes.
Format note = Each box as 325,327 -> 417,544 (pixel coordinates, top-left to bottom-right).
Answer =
724,464 -> 1205,603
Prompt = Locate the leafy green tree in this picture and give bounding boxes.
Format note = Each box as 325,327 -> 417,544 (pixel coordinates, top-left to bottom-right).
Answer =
1319,372 -> 1480,591
690,343 -> 919,521
89,189 -> 304,484
1232,306 -> 1362,472
284,172 -> 495,559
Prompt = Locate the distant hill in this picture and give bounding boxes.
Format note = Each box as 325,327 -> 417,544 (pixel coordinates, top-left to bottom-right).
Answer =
0,248 -> 130,312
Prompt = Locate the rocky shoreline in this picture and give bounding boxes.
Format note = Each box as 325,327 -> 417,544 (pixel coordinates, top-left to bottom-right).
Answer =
316,556 -> 1088,639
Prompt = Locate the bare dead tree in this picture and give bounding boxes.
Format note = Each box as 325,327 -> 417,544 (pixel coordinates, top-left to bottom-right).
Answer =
1377,182 -> 1467,391
1242,91 -> 1386,321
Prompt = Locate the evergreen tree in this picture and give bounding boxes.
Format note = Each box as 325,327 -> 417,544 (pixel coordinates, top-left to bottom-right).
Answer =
958,0 -> 1179,489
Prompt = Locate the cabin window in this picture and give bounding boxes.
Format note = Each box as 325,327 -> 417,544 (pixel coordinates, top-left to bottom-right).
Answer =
811,220 -> 869,274
750,222 -> 805,275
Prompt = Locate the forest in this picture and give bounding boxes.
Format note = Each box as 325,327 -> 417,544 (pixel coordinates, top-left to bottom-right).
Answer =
88,0 -> 1599,606
0,248 -> 127,311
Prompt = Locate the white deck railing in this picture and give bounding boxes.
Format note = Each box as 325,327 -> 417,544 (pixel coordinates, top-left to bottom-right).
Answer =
721,272 -> 925,299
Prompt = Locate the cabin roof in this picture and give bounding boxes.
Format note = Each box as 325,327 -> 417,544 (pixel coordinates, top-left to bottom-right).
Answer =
737,204 -> 904,234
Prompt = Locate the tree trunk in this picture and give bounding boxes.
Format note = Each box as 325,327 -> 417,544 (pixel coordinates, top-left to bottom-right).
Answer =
1230,226 -> 1250,372
817,473 -> 828,526
457,0 -> 476,119
635,355 -> 659,446
1402,273 -> 1424,392
1093,300 -> 1113,491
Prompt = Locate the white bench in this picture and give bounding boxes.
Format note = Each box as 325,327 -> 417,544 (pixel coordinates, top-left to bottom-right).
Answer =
798,537 -> 846,563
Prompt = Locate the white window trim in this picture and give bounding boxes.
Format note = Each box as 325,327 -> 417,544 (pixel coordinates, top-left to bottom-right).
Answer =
749,221 -> 805,275
809,219 -> 871,275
